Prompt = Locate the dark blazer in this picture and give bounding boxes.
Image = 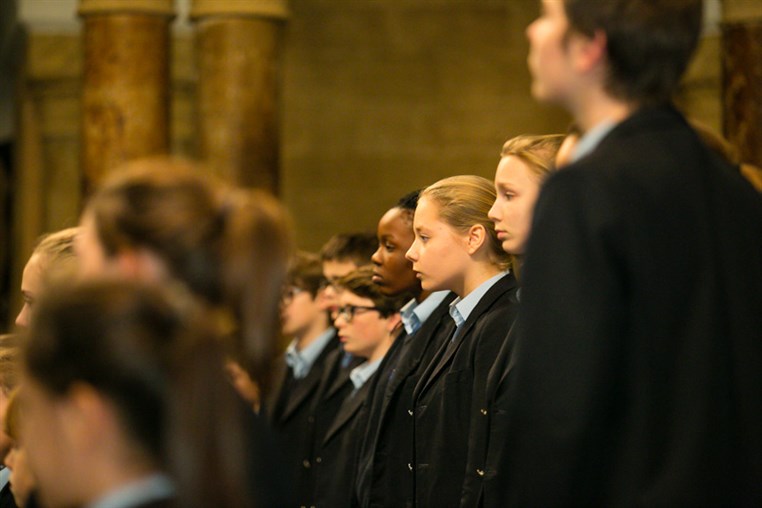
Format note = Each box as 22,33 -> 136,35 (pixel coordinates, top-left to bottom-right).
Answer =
355,292 -> 457,508
289,345 -> 360,507
0,481 -> 16,508
264,330 -> 340,501
411,274 -> 519,508
311,370 -> 375,508
508,106 -> 762,506
460,319 -> 519,508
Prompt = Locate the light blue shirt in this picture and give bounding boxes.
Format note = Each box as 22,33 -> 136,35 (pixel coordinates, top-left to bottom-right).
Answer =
85,473 -> 174,508
449,272 -> 509,338
570,119 -> 618,163
285,327 -> 335,379
0,466 -> 9,491
400,290 -> 450,335
349,358 -> 383,390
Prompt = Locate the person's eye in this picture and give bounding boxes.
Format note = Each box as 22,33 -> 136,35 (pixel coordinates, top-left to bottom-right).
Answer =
504,192 -> 516,201
384,242 -> 395,252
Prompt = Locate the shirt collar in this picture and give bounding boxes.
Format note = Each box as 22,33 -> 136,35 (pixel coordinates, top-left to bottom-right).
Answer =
86,473 -> 174,508
0,466 -> 9,490
400,290 -> 450,335
570,119 -> 618,163
449,271 -> 508,329
285,327 -> 335,379
349,358 -> 382,390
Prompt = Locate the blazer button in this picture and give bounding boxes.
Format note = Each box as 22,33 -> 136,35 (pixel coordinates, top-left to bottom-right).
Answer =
316,457 -> 323,464
476,469 -> 485,477
408,409 -> 414,416
408,463 -> 413,471
480,408 -> 488,415
302,459 -> 311,468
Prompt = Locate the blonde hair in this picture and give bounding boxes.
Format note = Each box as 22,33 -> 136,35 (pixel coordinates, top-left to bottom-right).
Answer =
421,175 -> 511,270
3,387 -> 21,441
32,227 -> 80,286
501,134 -> 565,181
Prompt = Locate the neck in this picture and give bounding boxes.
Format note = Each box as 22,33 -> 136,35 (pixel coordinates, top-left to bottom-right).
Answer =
459,262 -> 502,298
416,287 -> 431,303
79,457 -> 159,507
570,85 -> 636,133
295,318 -> 330,351
367,331 -> 396,363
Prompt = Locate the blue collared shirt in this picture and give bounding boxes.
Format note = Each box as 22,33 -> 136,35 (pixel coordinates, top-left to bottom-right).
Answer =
0,466 -> 9,491
400,290 -> 450,335
571,119 -> 618,163
449,272 -> 509,338
349,358 -> 383,390
285,327 -> 335,379
85,473 -> 174,508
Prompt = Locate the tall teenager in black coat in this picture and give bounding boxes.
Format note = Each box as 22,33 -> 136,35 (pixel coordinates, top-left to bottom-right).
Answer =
354,190 -> 455,508
506,1 -> 762,505
405,175 -> 520,507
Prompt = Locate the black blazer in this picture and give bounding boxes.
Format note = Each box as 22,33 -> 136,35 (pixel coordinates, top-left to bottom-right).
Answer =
310,373 -> 375,508
508,106 -> 762,506
0,481 -> 16,508
264,330 -> 340,500
355,292 -> 457,508
460,319 -> 519,508
411,274 -> 519,508
291,346 -> 360,506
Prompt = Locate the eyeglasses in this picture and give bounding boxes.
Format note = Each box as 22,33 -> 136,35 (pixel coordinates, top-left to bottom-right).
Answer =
335,305 -> 381,323
281,286 -> 305,302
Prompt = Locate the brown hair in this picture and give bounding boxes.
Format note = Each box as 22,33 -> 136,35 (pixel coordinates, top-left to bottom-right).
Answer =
320,232 -> 378,265
24,280 -> 251,508
87,157 -> 292,396
501,134 -> 565,181
287,251 -> 326,297
335,266 -> 409,317
421,175 -> 511,270
564,0 -> 703,106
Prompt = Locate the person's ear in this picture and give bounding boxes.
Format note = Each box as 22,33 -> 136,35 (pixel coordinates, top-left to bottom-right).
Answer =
385,312 -> 402,334
464,224 -> 487,255
572,29 -> 607,73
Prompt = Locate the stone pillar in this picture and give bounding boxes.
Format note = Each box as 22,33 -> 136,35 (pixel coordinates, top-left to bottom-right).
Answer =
721,0 -> 762,167
79,0 -> 174,194
191,0 -> 288,192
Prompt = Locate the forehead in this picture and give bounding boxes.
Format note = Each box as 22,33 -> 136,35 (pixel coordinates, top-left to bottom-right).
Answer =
378,208 -> 413,236
337,289 -> 374,306
495,156 -> 539,186
413,197 -> 441,225
322,259 -> 357,279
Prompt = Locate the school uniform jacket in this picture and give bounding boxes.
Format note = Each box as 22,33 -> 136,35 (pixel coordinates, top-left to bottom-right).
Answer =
411,273 -> 519,508
296,346 -> 361,506
508,106 -> 762,506
355,292 -> 457,508
264,331 -> 341,504
310,368 -> 375,508
460,319 -> 519,508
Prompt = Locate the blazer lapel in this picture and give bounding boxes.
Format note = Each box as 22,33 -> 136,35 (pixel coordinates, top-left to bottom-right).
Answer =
323,381 -> 371,445
279,333 -> 340,422
384,292 -> 457,401
413,274 -> 518,401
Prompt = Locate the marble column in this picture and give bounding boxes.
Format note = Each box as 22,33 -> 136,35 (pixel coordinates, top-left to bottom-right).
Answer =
79,0 -> 174,194
721,0 -> 762,168
191,0 -> 288,192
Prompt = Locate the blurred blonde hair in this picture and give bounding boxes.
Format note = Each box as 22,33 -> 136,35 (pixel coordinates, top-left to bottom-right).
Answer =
500,134 -> 565,181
